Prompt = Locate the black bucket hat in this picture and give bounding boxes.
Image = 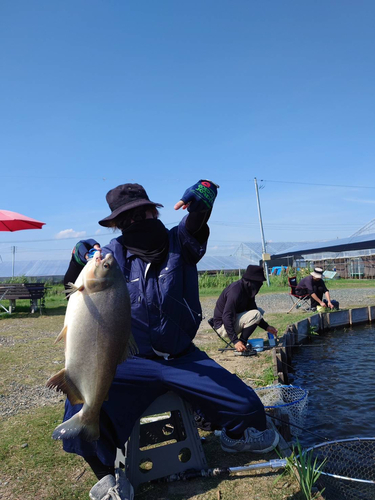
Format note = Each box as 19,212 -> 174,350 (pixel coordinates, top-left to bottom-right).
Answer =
98,183 -> 163,227
243,265 -> 266,282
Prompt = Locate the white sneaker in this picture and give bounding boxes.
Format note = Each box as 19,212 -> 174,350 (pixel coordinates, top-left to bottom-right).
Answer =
89,469 -> 134,500
89,475 -> 116,500
221,427 -> 279,454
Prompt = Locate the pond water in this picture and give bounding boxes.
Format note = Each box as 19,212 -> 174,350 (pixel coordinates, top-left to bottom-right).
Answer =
291,323 -> 375,448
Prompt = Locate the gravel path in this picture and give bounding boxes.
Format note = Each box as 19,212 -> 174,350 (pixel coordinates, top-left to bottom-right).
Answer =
200,287 -> 375,323
0,383 -> 63,418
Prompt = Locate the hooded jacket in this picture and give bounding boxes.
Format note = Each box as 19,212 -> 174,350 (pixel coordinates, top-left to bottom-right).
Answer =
213,279 -> 269,342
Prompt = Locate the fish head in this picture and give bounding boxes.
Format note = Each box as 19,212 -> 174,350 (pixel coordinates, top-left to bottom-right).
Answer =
83,252 -> 119,293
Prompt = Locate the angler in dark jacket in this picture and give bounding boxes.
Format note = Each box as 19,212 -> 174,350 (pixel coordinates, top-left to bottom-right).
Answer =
295,267 -> 339,310
63,239 -> 101,293
60,181 -> 279,499
213,265 -> 278,352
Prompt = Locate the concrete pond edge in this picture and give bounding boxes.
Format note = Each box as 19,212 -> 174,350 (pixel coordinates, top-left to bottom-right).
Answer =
273,305 -> 375,384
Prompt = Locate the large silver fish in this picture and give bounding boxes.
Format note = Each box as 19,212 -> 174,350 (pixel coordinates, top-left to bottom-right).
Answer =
47,252 -> 136,441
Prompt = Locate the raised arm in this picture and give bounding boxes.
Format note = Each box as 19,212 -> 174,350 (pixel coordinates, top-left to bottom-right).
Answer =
174,180 -> 219,244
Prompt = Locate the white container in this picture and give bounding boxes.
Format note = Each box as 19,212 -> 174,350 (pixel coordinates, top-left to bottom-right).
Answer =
267,332 -> 276,347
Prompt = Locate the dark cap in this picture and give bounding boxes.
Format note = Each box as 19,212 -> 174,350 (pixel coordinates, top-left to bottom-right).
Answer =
98,183 -> 163,227
243,265 -> 266,282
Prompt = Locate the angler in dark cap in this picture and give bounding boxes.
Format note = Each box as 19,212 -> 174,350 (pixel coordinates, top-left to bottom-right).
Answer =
213,265 -> 278,352
59,180 -> 279,499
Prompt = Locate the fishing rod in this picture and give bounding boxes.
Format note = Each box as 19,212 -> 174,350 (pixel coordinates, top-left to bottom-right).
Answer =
151,458 -> 288,483
152,413 -> 375,485
218,348 -> 257,356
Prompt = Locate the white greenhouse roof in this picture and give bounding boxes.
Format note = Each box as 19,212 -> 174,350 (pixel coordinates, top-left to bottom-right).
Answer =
0,255 -> 255,279
197,255 -> 255,272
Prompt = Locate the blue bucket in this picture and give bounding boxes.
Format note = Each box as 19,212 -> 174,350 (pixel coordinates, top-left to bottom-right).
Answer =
247,338 -> 264,352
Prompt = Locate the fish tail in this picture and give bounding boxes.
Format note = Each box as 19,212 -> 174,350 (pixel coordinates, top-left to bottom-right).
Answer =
52,411 -> 100,442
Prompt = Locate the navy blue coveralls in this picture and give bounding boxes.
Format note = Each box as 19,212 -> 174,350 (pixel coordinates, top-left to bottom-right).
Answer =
62,216 -> 266,466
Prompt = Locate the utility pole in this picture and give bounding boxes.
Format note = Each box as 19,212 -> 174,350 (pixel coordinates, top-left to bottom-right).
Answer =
11,246 -> 16,279
254,178 -> 270,286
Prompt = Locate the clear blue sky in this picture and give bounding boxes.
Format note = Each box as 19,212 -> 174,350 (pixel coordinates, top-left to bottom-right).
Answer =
1,0 -> 374,263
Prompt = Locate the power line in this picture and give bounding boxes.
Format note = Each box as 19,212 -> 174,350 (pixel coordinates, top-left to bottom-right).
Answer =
260,179 -> 375,190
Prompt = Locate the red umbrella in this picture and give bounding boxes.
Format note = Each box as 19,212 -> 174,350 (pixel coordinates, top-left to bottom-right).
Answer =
0,210 -> 45,232
0,210 -> 45,278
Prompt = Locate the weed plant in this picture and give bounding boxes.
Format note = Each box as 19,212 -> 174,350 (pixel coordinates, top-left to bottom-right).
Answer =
199,271 -> 239,289
276,439 -> 326,500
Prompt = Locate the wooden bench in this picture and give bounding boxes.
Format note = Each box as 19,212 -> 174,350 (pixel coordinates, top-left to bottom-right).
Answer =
0,283 -> 47,314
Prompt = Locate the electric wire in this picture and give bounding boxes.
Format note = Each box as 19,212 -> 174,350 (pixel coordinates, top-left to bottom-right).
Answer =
260,179 -> 375,190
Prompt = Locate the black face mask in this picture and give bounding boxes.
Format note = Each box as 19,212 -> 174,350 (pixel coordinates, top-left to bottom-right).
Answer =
243,279 -> 262,298
121,219 -> 169,264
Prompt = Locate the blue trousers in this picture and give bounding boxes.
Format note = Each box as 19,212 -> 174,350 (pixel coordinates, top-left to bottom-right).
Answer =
62,346 -> 266,466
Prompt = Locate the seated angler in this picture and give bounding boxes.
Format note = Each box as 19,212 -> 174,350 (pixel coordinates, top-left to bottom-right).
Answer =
295,267 -> 339,311
58,181 -> 280,500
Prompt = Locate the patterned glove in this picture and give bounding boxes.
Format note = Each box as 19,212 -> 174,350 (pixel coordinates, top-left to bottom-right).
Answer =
180,180 -> 219,212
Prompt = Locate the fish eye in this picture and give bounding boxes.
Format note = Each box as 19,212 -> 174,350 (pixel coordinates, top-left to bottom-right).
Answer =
103,263 -> 110,269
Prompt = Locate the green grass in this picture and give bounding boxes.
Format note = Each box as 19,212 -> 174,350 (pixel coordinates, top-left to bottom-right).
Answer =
0,404 -> 96,499
199,273 -> 375,297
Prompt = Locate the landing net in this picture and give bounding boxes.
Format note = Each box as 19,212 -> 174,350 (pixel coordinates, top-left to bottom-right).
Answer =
307,437 -> 375,500
255,384 -> 308,437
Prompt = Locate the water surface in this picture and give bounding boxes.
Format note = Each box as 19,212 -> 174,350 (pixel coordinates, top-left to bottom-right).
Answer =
291,324 -> 375,448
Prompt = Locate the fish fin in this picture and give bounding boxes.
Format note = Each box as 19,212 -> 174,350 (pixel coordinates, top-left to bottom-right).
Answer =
118,334 -> 139,363
65,282 -> 84,298
54,325 -> 68,344
46,368 -> 85,405
52,412 -> 100,442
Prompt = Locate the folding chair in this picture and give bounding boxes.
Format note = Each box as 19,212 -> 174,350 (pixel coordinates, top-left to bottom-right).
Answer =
287,277 -> 311,314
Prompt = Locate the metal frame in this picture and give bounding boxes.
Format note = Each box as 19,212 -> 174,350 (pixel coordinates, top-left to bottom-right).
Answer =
0,288 -> 10,314
287,277 -> 311,314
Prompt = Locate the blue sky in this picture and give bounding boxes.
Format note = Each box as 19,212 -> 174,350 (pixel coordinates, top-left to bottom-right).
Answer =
1,0 -> 374,264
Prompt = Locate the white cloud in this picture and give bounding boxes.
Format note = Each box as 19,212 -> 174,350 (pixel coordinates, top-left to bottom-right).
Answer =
55,229 -> 86,239
95,229 -> 102,235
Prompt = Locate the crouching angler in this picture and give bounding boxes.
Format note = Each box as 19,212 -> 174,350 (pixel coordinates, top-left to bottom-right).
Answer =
213,265 -> 278,352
